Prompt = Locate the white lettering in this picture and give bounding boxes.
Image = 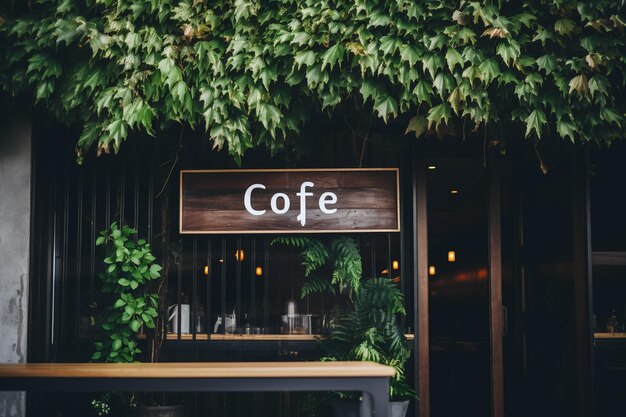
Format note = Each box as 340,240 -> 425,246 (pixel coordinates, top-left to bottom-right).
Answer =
270,193 -> 290,214
296,181 -> 314,227
244,184 -> 266,216
319,192 -> 338,214
244,181 -> 339,226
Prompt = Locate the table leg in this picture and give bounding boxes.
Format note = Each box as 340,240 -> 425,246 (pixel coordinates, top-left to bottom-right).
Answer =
364,378 -> 389,417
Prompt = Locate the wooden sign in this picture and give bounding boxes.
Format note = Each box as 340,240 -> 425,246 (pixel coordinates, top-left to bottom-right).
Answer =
180,169 -> 400,234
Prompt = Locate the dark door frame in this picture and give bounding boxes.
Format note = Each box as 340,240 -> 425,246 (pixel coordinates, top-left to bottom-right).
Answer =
412,149 -> 506,417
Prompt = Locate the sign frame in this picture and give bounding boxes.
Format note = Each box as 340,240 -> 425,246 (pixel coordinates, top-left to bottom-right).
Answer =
179,168 -> 401,234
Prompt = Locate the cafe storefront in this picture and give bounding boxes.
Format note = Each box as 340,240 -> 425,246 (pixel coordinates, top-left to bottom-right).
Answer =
12,117 -> 624,417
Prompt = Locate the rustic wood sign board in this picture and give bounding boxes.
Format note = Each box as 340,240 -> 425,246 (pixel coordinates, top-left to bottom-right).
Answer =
180,169 -> 400,234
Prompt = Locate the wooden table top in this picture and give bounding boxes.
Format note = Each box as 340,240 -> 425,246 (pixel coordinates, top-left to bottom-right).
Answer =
0,361 -> 396,379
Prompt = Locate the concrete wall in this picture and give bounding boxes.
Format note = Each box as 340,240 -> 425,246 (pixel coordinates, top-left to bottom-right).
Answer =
0,119 -> 31,417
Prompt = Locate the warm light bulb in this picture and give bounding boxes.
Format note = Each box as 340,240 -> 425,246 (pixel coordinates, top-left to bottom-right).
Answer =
235,249 -> 245,262
203,265 -> 209,275
448,251 -> 456,262
392,260 -> 399,270
255,266 -> 263,276
429,265 -> 436,276
428,165 -> 437,170
450,189 -> 459,194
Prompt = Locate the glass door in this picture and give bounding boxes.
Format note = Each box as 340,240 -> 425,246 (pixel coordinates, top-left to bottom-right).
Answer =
426,158 -> 492,417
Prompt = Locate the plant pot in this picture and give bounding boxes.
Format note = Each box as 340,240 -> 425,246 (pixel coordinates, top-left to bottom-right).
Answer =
389,400 -> 410,417
331,396 -> 371,417
331,398 -> 410,417
127,404 -> 185,417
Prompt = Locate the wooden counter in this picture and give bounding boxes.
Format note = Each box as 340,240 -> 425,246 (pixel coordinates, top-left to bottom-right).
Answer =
0,361 -> 395,417
0,361 -> 395,379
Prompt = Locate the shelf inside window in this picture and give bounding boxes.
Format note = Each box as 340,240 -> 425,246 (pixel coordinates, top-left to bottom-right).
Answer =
592,252 -> 626,266
594,333 -> 626,339
161,333 -> 416,341
165,333 -> 322,341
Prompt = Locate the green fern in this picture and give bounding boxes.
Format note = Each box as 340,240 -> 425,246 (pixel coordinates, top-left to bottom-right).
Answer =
301,239 -> 330,277
271,236 -> 310,248
300,277 -> 336,298
273,236 -> 361,297
323,278 -> 416,401
330,237 -> 362,295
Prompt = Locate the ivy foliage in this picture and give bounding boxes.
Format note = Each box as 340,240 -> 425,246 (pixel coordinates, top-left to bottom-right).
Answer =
92,222 -> 161,363
1,0 -> 624,162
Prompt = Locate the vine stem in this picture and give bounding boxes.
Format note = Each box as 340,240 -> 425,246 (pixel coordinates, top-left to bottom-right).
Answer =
155,125 -> 184,199
358,114 -> 373,168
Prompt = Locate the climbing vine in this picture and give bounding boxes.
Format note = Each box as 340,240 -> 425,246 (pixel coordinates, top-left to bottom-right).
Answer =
0,0 -> 624,163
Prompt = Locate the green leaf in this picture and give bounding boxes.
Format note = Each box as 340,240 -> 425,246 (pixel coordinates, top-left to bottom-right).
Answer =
379,36 -> 402,56
525,109 -> 547,138
113,299 -> 126,309
369,10 -> 392,27
427,103 -> 452,129
157,57 -> 182,88
433,72 -> 455,96
321,44 -> 345,70
461,66 -> 482,86
536,55 -> 556,74
496,41 -> 520,67
445,48 -> 464,72
414,80 -> 433,105
256,103 -> 282,132
112,339 -> 122,351
96,236 -> 106,246
554,18 -> 576,36
149,263 -> 162,278
36,81 -> 54,100
588,76 -> 608,98
478,59 -> 500,84
305,64 -> 328,89
557,118 -> 577,143
91,352 -> 101,360
129,319 -> 141,333
448,87 -> 463,115
374,96 -> 398,124
422,54 -> 445,79
294,50 -> 316,69
400,45 -> 421,66
453,27 -> 477,45
405,115 -> 428,138
130,280 -> 139,290
525,73 -> 543,89
600,108 -> 622,127
118,278 -> 131,287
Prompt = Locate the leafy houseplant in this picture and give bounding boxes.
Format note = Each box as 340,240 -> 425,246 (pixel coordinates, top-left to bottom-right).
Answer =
324,278 -> 416,417
273,237 -> 415,417
91,222 -> 179,417
92,222 -> 161,363
272,236 -> 362,298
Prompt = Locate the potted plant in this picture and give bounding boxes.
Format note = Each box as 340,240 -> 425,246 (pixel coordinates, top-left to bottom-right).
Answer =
324,277 -> 416,417
273,237 -> 416,417
91,222 -> 184,417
